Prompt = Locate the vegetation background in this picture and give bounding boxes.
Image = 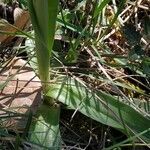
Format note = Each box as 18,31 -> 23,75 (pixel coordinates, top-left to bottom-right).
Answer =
0,0 -> 150,149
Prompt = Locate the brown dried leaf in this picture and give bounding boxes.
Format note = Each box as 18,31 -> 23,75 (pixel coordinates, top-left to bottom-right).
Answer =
0,8 -> 30,43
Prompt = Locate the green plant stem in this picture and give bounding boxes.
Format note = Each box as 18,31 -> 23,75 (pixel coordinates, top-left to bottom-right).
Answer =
28,0 -> 59,96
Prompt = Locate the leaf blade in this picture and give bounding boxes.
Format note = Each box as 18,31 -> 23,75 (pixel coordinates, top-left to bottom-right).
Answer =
47,77 -> 150,143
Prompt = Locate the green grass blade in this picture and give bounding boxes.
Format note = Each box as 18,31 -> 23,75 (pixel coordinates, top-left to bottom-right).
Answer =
94,0 -> 111,18
108,0 -> 126,27
57,18 -> 89,37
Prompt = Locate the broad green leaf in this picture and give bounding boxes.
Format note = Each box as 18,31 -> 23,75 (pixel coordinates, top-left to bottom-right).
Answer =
47,77 -> 150,143
29,104 -> 61,150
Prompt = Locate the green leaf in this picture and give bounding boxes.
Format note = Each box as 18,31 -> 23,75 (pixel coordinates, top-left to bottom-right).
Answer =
29,104 -> 61,150
27,1 -> 61,149
122,24 -> 142,46
94,0 -> 111,18
65,48 -> 79,63
143,15 -> 150,41
128,45 -> 144,62
28,0 -> 59,93
47,77 -> 150,144
142,58 -> 150,76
